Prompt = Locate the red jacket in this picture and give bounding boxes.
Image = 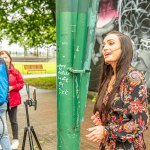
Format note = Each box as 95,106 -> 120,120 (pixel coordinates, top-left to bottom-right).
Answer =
9,64 -> 24,108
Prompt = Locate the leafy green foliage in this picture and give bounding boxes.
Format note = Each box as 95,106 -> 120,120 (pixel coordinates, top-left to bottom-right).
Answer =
24,77 -> 56,90
0,0 -> 56,48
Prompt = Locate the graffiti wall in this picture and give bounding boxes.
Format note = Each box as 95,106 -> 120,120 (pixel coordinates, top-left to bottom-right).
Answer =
89,0 -> 150,92
119,0 -> 150,94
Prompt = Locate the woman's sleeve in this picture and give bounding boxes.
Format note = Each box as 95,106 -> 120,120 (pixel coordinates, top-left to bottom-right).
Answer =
0,62 -> 9,103
105,70 -> 149,141
12,70 -> 24,91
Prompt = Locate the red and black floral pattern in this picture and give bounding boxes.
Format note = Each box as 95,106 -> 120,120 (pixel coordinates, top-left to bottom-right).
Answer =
99,67 -> 149,150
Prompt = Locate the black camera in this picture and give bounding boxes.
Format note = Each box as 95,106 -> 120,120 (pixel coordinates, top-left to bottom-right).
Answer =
25,84 -> 37,110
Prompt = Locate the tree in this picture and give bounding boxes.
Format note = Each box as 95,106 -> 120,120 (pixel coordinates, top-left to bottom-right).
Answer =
0,0 -> 56,49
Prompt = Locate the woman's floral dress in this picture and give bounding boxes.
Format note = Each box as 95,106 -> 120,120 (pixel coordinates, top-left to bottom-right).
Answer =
99,67 -> 149,150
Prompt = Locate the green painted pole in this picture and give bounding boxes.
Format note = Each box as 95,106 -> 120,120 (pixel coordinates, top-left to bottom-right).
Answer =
56,1 -> 79,149
56,0 -> 99,150
71,0 -> 90,133
80,0 -> 99,121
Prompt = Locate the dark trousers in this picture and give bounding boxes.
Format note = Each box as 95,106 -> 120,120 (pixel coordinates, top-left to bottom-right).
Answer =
8,106 -> 18,139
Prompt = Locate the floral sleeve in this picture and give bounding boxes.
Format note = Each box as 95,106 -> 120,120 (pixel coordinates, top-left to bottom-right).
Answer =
105,69 -> 149,142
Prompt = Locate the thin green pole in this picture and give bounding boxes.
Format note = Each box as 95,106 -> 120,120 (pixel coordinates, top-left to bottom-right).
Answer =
80,0 -> 99,121
71,0 -> 90,133
56,0 -> 99,150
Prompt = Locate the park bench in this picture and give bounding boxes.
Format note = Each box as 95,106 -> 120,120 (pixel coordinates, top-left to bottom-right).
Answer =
24,64 -> 46,74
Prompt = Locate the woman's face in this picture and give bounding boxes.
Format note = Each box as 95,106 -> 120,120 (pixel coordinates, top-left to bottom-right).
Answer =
0,53 -> 11,68
102,34 -> 122,66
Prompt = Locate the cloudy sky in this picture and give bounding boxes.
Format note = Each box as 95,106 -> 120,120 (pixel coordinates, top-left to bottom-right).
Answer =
0,39 -> 24,52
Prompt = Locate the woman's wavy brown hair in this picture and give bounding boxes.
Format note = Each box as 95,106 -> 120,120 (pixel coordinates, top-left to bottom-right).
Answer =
93,31 -> 133,115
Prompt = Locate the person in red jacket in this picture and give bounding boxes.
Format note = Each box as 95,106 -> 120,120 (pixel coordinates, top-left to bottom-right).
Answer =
0,50 -> 24,150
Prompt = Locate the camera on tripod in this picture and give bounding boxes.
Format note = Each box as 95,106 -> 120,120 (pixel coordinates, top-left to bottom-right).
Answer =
22,84 -> 42,150
25,83 -> 37,110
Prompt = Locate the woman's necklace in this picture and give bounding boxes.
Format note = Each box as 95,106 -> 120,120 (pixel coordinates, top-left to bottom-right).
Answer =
107,75 -> 116,93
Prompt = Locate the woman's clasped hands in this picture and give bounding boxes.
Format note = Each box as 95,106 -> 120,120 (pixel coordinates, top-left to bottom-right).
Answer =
86,111 -> 106,143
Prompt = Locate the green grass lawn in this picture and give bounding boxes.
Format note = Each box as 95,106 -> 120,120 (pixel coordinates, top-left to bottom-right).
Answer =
24,77 -> 56,90
13,62 -> 56,90
14,62 -> 56,74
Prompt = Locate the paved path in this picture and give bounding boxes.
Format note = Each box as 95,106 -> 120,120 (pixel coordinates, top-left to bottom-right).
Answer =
7,86 -> 150,150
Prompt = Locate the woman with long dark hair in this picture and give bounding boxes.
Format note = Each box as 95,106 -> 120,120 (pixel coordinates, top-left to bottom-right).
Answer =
86,31 -> 149,149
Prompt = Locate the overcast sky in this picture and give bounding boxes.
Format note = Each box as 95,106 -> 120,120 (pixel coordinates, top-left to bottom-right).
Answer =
0,39 -> 24,52
0,39 -> 56,55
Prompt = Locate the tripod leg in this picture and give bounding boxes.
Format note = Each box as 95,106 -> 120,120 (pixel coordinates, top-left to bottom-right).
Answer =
22,127 -> 35,150
28,127 -> 34,150
22,127 -> 28,150
31,126 -> 42,150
